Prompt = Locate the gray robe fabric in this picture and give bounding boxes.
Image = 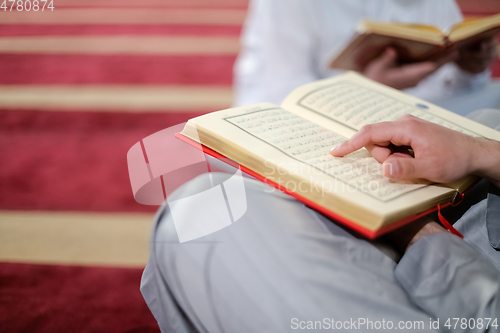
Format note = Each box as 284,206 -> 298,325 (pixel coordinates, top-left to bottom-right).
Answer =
141,173 -> 500,333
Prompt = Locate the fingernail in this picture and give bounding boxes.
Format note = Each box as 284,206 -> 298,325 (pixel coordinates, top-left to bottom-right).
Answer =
383,161 -> 398,177
330,146 -> 341,155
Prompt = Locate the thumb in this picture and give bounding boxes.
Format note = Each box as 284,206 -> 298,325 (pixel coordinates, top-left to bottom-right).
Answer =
382,156 -> 423,179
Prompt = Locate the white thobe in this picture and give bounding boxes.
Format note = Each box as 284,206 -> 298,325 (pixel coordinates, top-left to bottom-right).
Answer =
234,0 -> 496,115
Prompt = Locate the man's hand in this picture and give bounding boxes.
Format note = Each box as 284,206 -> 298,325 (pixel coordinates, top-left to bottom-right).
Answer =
455,36 -> 498,74
363,47 -> 455,90
330,115 -> 500,186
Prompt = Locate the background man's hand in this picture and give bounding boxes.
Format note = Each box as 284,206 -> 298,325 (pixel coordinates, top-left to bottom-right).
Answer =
330,115 -> 500,186
363,47 -> 455,90
455,36 -> 498,74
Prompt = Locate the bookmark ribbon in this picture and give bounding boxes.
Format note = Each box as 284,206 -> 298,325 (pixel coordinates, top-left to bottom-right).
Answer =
437,204 -> 464,239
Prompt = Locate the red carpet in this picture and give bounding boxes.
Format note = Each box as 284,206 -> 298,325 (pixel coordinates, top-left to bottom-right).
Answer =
0,262 -> 158,333
0,24 -> 242,36
0,109 -> 210,213
0,14 -> 237,331
0,54 -> 235,85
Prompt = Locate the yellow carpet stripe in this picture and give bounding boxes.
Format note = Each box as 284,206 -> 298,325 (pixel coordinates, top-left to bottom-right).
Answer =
0,210 -> 156,267
0,36 -> 240,55
0,8 -> 246,25
0,85 -> 233,112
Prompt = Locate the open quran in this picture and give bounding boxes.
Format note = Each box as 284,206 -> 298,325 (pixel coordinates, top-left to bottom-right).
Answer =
330,13 -> 500,72
177,72 -> 500,238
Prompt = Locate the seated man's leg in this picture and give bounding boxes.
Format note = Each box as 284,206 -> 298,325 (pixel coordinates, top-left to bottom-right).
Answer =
453,185 -> 500,272
444,108 -> 500,271
466,107 -> 500,131
142,173 -> 432,333
432,80 -> 500,116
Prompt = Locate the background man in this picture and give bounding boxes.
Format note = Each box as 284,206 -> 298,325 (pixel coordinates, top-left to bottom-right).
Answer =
234,0 -> 499,115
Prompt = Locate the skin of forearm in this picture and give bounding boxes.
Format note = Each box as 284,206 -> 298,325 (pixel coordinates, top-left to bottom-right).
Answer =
470,137 -> 500,188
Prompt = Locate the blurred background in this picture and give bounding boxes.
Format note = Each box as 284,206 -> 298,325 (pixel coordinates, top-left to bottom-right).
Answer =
0,0 -> 498,332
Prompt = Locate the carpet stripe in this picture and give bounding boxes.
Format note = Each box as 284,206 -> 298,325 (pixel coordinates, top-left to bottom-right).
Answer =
0,109 -> 205,213
0,85 -> 233,111
0,8 -> 246,25
54,0 -> 248,8
0,24 -> 242,37
0,36 -> 240,55
0,54 -> 236,85
0,211 -> 155,267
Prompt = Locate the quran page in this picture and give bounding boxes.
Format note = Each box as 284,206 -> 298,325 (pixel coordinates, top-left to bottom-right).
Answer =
224,108 -> 429,202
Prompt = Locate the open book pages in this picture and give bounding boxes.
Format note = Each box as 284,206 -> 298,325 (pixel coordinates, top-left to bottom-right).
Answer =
448,13 -> 500,43
359,13 -> 500,44
358,21 -> 444,45
181,72 -> 500,234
